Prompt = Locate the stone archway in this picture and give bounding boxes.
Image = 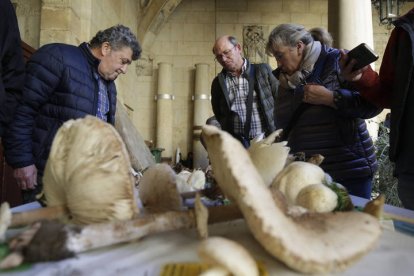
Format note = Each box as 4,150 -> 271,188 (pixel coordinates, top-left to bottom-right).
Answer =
135,0 -> 182,76
137,0 -> 182,51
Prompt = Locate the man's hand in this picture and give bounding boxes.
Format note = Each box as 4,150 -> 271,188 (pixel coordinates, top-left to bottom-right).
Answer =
13,165 -> 37,190
339,49 -> 367,82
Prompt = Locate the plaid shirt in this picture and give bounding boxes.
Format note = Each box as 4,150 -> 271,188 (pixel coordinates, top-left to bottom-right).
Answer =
94,71 -> 110,121
225,59 -> 265,139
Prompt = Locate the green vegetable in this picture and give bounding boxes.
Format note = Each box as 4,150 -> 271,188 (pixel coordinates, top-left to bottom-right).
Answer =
325,181 -> 354,211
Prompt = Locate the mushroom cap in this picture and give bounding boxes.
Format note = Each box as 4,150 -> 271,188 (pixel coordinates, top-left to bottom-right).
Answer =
201,125 -> 381,274
271,161 -> 326,205
296,183 -> 338,212
43,116 -> 138,224
138,163 -> 183,212
248,132 -> 290,187
188,170 -> 206,190
198,236 -> 259,276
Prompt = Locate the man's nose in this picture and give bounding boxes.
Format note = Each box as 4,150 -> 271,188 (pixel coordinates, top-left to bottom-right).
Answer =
221,55 -> 230,62
120,64 -> 128,74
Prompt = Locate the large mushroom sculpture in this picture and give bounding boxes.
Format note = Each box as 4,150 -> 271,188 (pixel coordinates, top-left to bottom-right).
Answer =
201,125 -> 382,274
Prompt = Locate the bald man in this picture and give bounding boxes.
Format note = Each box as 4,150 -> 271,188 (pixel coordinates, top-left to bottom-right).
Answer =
210,35 -> 279,147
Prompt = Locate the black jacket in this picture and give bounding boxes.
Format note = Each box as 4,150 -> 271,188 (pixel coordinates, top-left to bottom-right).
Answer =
4,42 -> 117,176
0,0 -> 25,137
389,11 -> 414,174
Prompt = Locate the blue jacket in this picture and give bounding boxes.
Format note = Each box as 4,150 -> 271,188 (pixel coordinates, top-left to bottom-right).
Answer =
274,45 -> 381,182
4,42 -> 117,176
0,0 -> 25,137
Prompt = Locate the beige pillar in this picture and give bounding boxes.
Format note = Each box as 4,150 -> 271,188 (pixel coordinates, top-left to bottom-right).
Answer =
328,0 -> 380,140
193,63 -> 210,169
328,0 -> 374,50
156,62 -> 174,160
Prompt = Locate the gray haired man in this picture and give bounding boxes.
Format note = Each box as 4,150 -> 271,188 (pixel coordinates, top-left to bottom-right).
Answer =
4,25 -> 141,202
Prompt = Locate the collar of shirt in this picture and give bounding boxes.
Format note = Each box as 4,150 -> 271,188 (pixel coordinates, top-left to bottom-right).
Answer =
225,58 -> 247,78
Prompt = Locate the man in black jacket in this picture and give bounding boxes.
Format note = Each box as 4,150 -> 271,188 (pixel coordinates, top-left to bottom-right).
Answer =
210,35 -> 278,147
0,0 -> 25,138
4,24 -> 141,202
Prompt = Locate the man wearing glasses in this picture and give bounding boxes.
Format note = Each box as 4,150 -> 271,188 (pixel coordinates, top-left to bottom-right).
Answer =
210,35 -> 278,147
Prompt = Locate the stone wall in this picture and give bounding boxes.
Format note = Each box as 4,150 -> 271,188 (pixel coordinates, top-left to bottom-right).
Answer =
12,0 -> 41,48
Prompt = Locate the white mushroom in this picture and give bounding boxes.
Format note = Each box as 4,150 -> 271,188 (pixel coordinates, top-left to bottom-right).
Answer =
43,116 -> 138,224
188,170 -> 206,190
248,129 -> 290,186
176,169 -> 206,193
201,125 -> 381,274
295,183 -> 338,213
271,161 -> 326,205
198,236 -> 259,276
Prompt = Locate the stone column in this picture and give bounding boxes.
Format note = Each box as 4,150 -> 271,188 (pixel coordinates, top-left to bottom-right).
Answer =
156,62 -> 174,161
328,0 -> 374,51
328,0 -> 380,139
193,63 -> 210,169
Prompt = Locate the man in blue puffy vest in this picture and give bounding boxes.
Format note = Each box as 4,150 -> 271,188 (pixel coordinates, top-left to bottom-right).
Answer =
4,25 -> 141,203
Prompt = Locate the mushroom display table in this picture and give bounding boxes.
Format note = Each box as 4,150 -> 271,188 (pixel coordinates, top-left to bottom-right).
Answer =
2,201 -> 414,276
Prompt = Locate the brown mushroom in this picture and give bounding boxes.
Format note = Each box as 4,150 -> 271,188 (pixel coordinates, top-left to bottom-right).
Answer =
138,163 -> 183,212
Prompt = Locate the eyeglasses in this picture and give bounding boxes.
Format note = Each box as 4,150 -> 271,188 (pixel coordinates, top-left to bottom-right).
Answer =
214,46 -> 236,61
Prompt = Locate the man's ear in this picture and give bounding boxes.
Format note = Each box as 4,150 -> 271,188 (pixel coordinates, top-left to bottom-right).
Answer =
101,42 -> 111,57
235,43 -> 242,51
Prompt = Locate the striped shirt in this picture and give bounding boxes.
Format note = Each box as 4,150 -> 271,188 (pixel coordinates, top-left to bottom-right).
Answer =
94,71 -> 110,121
225,59 -> 265,139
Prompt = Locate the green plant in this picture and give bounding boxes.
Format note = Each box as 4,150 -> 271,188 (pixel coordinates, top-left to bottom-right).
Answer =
373,123 -> 402,207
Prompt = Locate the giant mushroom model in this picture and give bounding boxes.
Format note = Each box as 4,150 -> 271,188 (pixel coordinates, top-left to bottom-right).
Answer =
201,125 -> 382,274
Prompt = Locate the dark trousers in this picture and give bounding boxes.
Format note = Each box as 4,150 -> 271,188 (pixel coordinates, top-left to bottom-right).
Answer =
398,173 -> 414,211
341,176 -> 373,199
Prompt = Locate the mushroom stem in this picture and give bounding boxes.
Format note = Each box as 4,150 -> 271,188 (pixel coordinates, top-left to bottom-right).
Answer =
10,205 -> 68,228
0,203 -> 68,242
2,204 -> 243,265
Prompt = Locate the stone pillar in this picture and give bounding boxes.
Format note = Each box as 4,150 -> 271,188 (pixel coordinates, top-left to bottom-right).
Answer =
328,0 -> 374,51
156,62 -> 174,161
328,0 -> 380,139
193,63 -> 210,170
